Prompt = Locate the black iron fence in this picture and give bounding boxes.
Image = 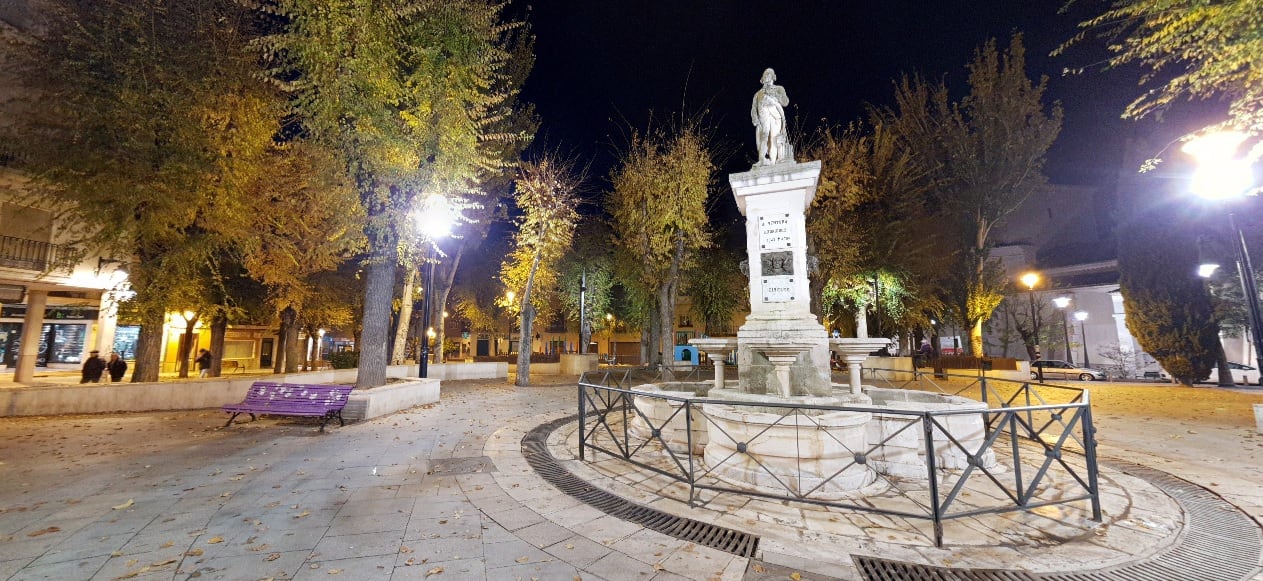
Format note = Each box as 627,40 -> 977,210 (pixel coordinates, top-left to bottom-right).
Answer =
576,366 -> 1101,547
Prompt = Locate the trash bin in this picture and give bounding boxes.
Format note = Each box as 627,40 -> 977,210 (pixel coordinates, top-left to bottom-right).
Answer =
981,359 -> 994,372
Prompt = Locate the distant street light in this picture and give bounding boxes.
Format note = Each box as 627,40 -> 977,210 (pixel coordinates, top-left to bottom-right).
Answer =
1052,296 -> 1073,365
412,195 -> 453,379
1020,271 -> 1043,382
1183,130 -> 1263,373
1074,310 -> 1090,368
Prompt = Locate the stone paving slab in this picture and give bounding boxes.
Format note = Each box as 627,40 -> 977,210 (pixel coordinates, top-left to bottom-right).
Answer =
0,377 -> 1260,580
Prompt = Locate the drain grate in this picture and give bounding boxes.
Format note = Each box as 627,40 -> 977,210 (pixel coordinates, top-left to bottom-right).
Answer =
528,416 -> 1261,580
1035,461 -> 1262,581
522,415 -> 760,558
854,556 -> 1038,580
428,455 -> 496,475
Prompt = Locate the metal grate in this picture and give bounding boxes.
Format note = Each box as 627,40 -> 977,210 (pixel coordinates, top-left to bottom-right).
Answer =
522,415 -> 760,558
855,556 -> 1038,580
855,460 -> 1262,581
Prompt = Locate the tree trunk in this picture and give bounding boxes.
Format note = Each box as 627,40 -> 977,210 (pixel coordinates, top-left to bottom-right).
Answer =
275,306 -> 295,373
433,244 -> 463,364
969,319 -> 984,356
177,316 -> 198,378
1216,340 -> 1234,386
131,307 -> 163,383
284,313 -> 301,373
854,306 -> 869,338
209,313 -> 227,377
515,247 -> 544,387
392,269 -> 416,365
356,252 -> 396,388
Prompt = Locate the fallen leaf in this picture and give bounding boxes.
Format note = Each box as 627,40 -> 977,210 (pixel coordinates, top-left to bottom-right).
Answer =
248,543 -> 270,552
564,544 -> 574,550
653,563 -> 665,571
265,553 -> 281,562
752,564 -> 765,573
185,549 -> 204,556
160,541 -> 174,548
207,536 -> 224,544
791,573 -> 802,581
516,556 -> 530,563
400,546 -> 413,553
425,566 -> 444,577
327,569 -> 342,575
150,559 -> 178,567
112,499 -> 135,510
26,527 -> 60,537
404,558 -> 416,566
125,559 -> 138,567
294,511 -> 311,519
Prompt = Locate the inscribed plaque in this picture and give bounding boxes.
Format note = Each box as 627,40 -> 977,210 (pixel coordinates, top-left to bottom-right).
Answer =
761,276 -> 794,302
758,214 -> 792,250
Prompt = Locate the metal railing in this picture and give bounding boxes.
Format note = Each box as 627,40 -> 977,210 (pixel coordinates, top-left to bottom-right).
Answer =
577,367 -> 1101,547
0,235 -> 76,273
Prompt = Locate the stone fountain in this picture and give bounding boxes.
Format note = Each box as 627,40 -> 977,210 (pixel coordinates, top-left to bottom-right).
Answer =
628,69 -> 993,499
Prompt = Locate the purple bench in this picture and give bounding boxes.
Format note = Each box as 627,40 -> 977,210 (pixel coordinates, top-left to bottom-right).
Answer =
223,382 -> 353,432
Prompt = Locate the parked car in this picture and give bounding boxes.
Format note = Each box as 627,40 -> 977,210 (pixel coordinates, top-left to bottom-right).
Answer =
1160,362 -> 1261,385
1030,360 -> 1107,381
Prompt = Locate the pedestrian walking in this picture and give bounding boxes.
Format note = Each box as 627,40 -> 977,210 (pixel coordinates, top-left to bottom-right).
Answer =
80,350 -> 106,383
106,351 -> 127,382
195,349 -> 212,378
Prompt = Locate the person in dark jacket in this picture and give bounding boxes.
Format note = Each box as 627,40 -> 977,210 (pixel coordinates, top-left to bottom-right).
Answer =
80,350 -> 106,383
106,351 -> 127,382
195,349 -> 213,378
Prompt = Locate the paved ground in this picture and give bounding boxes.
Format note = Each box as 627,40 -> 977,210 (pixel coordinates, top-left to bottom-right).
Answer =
0,375 -> 1261,580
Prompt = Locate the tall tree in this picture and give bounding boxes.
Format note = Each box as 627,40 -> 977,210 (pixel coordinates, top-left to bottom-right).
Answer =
501,155 -> 582,386
804,121 -> 945,340
253,0 -> 533,388
5,0 -> 292,381
879,35 -> 1062,355
1062,0 -> 1263,133
607,124 -> 715,369
684,247 -> 747,337
1119,215 -> 1222,385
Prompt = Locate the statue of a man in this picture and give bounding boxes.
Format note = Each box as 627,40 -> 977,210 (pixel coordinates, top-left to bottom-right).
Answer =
751,68 -> 792,166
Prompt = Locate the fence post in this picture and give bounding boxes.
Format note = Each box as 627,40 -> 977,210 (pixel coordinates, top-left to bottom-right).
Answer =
922,412 -> 944,547
685,400 -> 697,507
578,380 -> 587,461
1081,395 -> 1103,521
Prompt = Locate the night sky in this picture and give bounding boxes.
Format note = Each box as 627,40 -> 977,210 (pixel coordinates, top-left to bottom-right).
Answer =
518,1 -> 1151,189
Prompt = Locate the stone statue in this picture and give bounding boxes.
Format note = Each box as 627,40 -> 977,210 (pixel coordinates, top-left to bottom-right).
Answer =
751,68 -> 793,166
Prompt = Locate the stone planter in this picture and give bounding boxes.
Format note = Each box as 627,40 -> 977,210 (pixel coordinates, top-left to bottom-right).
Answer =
342,379 -> 440,422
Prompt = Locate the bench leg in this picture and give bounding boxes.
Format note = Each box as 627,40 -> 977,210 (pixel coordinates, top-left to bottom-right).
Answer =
225,412 -> 241,427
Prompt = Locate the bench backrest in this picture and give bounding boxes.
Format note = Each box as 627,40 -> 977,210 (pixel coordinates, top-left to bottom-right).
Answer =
242,382 -> 353,409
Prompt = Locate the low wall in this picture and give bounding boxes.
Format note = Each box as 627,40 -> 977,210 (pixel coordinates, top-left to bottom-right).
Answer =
0,369 -> 355,417
864,356 -> 915,381
561,354 -> 599,375
386,361 -> 508,380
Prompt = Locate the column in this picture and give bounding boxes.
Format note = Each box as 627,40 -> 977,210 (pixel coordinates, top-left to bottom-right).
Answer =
13,290 -> 47,383
95,290 -> 121,354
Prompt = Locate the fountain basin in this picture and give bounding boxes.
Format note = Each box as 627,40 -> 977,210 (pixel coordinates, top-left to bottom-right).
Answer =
628,382 -> 714,455
702,400 -> 878,498
863,387 -> 999,477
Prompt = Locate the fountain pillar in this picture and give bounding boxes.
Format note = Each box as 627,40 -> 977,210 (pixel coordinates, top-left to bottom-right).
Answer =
691,338 -> 738,393
729,161 -> 831,397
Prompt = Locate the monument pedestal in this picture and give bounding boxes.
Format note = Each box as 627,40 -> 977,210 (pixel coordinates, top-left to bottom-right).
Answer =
729,161 -> 830,396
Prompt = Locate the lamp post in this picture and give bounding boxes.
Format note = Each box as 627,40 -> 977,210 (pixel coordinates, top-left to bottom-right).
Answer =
1184,130 -> 1263,373
1052,296 -> 1073,365
1020,272 -> 1043,382
605,313 -> 615,361
1074,310 -> 1090,368
413,195 -> 452,379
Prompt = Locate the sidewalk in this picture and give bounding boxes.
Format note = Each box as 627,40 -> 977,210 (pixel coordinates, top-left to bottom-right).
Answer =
0,377 -> 1260,580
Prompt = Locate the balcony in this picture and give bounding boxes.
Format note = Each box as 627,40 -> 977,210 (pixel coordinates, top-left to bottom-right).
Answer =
0,235 -> 76,273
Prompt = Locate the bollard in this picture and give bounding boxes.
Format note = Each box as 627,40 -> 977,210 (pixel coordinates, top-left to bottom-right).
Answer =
1255,404 -> 1263,435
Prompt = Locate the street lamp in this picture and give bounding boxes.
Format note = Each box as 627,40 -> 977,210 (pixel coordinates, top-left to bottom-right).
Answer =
1052,296 -> 1073,365
413,195 -> 453,379
1074,310 -> 1090,368
1183,130 -> 1263,373
1020,271 -> 1044,382
605,313 -> 615,360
